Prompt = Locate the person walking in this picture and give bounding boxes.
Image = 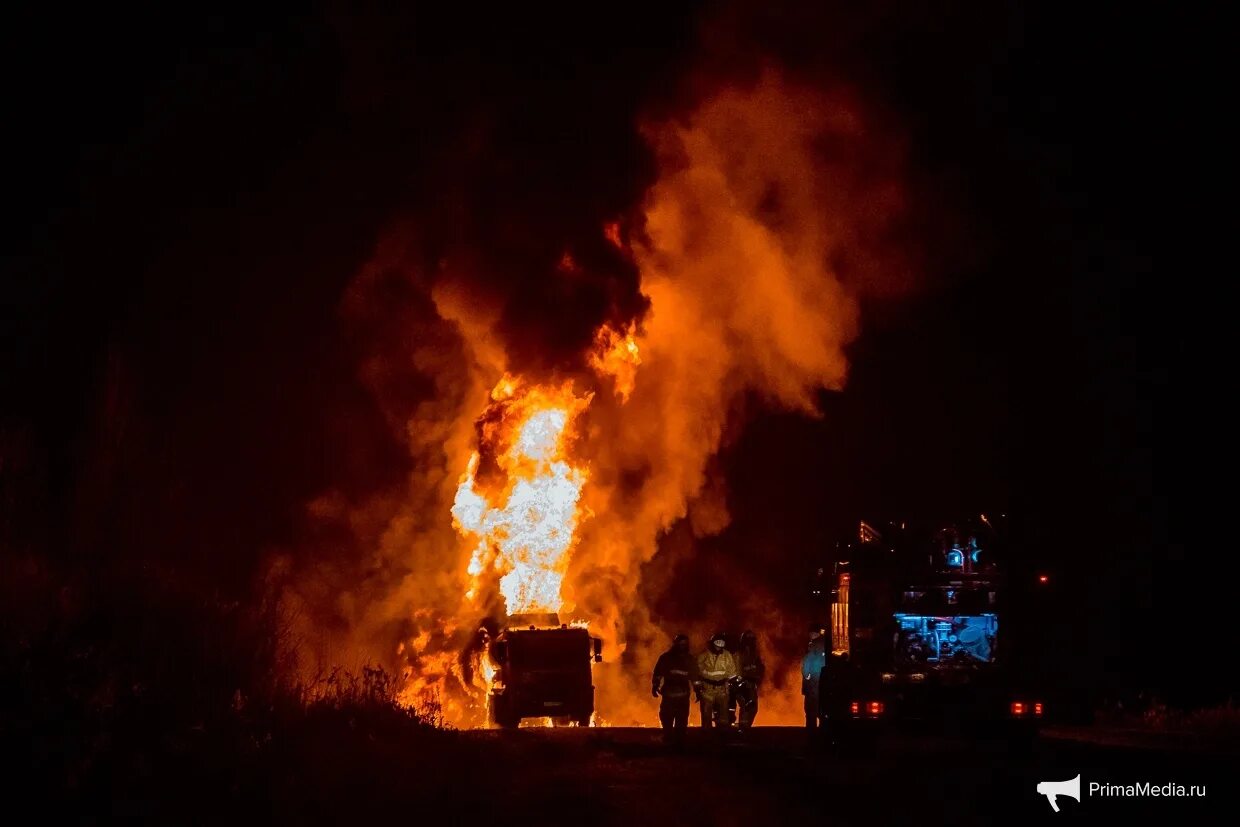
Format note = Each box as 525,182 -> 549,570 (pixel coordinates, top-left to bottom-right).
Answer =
651,633 -> 695,744
696,632 -> 738,732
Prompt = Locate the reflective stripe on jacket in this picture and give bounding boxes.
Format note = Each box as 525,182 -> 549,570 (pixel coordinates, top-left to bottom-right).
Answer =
696,650 -> 738,688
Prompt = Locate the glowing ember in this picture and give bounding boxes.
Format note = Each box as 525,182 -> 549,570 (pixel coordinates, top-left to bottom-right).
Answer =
452,377 -> 592,615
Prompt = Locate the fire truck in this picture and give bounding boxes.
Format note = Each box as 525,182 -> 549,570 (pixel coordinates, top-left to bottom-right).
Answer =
487,614 -> 603,729
818,517 -> 1043,743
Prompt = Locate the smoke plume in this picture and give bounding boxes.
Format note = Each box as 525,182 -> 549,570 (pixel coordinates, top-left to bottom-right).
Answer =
277,69 -> 909,726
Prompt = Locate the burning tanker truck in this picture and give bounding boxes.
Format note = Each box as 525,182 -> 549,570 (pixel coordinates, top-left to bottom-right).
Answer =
483,614 -> 603,728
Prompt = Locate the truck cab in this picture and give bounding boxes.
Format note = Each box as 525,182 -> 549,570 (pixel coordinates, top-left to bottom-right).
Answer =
487,619 -> 602,728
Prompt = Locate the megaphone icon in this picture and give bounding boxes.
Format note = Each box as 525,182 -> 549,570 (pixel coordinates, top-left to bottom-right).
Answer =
1036,774 -> 1081,812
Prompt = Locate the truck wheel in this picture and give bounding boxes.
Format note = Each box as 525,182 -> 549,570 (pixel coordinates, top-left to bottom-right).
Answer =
575,714 -> 592,727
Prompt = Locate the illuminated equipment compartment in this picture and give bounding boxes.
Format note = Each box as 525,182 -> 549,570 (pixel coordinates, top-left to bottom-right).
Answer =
893,613 -> 998,666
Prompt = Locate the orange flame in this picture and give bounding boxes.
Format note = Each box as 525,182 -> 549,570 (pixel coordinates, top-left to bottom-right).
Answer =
452,376 -> 593,615
588,323 -> 641,402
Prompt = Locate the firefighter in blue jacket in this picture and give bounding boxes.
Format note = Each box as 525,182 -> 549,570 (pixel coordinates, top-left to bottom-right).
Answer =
801,625 -> 827,734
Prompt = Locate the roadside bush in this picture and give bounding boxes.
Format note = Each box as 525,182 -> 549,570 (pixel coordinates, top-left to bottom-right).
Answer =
1,554 -> 470,824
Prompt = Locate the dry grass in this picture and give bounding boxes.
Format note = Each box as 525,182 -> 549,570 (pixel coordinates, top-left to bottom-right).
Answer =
1142,700 -> 1240,734
1096,695 -> 1240,735
1,554 -> 472,822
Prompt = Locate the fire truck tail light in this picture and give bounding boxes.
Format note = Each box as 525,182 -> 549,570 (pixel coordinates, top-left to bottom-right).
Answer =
868,700 -> 884,716
1034,702 -> 1043,717
1010,701 -> 1026,716
850,701 -> 860,716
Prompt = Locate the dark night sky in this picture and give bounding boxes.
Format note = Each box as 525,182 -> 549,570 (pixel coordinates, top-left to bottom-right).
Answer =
1,3 -> 1225,698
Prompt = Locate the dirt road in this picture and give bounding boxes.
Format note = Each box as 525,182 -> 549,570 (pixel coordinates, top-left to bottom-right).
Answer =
45,717 -> 1232,824
455,726 -> 1231,826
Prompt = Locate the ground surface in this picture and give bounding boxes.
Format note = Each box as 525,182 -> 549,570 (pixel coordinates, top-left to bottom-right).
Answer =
455,725 -> 1233,826
33,718 -> 1234,824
